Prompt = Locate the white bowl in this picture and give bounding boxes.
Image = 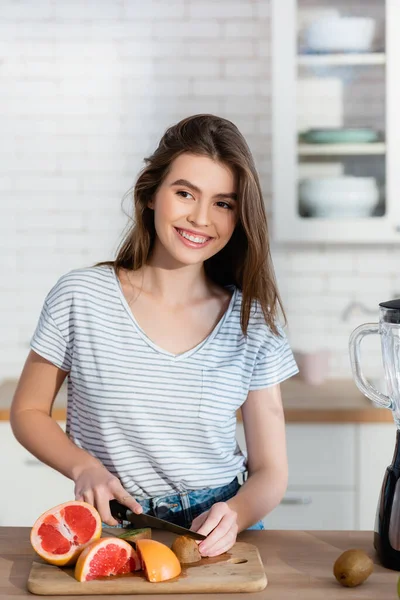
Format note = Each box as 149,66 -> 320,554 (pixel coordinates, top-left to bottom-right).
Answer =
299,177 -> 379,218
304,17 -> 376,53
301,176 -> 377,193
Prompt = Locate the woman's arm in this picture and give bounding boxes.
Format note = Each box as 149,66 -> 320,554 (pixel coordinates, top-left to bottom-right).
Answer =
10,350 -> 97,479
191,384 -> 288,556
10,350 -> 142,524
227,383 -> 288,529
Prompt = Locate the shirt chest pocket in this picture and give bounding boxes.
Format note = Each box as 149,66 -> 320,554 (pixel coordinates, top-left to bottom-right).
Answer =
128,361 -> 245,424
199,365 -> 247,424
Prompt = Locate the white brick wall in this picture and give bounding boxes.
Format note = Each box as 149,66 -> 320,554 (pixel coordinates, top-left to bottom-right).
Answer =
0,0 -> 398,385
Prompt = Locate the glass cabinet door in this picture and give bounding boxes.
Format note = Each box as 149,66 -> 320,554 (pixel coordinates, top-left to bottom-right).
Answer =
272,0 -> 400,243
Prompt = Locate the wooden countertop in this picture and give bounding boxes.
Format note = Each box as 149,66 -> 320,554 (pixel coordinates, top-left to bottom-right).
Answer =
0,377 -> 393,424
1,527 -> 398,599
276,377 -> 393,424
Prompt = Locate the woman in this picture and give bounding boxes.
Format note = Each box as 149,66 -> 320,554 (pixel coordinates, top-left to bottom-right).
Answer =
10,114 -> 298,557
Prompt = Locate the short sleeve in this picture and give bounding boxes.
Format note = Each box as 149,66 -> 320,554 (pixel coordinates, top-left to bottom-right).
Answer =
249,325 -> 299,391
30,300 -> 72,372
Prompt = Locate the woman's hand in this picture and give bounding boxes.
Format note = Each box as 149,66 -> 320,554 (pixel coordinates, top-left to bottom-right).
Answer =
73,464 -> 143,526
190,502 -> 238,557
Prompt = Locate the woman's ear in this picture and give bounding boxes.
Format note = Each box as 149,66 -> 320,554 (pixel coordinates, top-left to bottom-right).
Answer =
148,198 -> 155,210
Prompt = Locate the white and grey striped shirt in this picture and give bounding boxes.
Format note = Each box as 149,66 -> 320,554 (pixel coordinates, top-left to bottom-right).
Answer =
31,265 -> 298,498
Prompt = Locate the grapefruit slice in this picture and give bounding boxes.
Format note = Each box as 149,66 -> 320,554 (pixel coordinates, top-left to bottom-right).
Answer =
136,539 -> 181,582
74,538 -> 141,582
30,501 -> 102,566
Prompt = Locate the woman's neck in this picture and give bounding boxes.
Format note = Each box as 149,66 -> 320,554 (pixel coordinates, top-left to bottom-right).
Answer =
131,238 -> 213,306
138,263 -> 210,306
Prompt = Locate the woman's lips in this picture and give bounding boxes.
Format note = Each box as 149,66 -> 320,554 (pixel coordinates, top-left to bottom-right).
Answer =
174,227 -> 213,249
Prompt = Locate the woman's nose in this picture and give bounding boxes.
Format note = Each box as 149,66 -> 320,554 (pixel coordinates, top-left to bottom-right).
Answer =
188,201 -> 211,227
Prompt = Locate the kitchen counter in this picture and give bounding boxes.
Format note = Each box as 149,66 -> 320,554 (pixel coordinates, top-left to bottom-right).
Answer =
275,377 -> 393,424
1,527 -> 398,599
0,379 -> 68,421
0,377 -> 392,423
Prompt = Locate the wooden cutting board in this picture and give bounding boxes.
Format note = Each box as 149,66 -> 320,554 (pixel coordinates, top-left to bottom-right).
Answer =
27,541 -> 267,595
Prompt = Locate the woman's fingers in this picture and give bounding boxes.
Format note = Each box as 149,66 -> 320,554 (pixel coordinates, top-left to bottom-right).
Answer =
93,489 -> 119,526
190,511 -> 209,533
201,508 -> 238,555
111,483 -> 143,515
201,532 -> 237,557
80,489 -> 94,508
196,503 -> 231,537
194,503 -> 238,557
73,466 -> 143,525
92,486 -> 143,525
75,481 -> 142,525
198,515 -> 236,555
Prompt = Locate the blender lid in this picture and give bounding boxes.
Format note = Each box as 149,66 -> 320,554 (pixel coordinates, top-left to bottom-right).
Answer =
380,300 -> 400,309
379,299 -> 400,323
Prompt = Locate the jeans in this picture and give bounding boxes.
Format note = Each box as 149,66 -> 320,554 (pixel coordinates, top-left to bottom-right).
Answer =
114,477 -> 264,531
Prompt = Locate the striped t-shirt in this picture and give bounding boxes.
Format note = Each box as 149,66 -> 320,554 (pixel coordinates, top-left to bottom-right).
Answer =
31,265 -> 298,498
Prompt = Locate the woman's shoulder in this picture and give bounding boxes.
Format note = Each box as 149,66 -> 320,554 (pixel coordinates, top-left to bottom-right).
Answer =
231,287 -> 284,343
45,264 -> 114,307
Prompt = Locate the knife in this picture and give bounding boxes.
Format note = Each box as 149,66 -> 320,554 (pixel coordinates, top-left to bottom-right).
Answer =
109,500 -> 206,541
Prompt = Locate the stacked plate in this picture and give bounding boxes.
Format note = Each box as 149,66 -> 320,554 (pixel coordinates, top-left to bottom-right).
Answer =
299,177 -> 379,218
300,128 -> 380,144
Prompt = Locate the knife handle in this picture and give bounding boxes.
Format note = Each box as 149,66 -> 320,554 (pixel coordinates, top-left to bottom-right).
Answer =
109,499 -> 129,521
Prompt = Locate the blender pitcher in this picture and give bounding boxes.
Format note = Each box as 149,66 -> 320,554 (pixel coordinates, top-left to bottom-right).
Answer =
349,299 -> 400,570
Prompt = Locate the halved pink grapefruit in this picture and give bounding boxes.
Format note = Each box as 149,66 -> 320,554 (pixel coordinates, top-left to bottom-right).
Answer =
74,537 -> 141,582
30,501 -> 102,566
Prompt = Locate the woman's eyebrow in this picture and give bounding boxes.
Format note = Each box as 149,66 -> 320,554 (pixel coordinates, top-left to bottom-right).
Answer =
171,178 -> 237,201
215,191 -> 237,201
171,179 -> 201,194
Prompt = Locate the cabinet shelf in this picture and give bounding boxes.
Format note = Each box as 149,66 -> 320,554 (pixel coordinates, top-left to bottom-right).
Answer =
298,143 -> 386,156
272,0 -> 400,243
297,53 -> 386,67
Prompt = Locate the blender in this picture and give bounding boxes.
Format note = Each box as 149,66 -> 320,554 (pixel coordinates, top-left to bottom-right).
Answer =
349,299 -> 400,570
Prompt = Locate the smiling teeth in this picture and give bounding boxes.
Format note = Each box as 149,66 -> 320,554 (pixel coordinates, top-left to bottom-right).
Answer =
178,229 -> 209,244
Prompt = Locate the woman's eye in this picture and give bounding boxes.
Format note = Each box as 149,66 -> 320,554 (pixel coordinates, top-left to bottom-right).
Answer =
176,190 -> 193,199
216,201 -> 233,210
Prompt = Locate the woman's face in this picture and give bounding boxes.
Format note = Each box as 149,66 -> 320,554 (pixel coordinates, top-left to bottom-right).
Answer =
149,153 -> 238,267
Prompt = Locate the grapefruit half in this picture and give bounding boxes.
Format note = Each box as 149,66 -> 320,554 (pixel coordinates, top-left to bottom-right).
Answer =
74,537 -> 141,582
30,501 -> 102,566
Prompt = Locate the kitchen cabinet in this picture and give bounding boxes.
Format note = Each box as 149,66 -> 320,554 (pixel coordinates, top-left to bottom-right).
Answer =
0,422 -> 74,526
271,0 -> 400,242
236,421 -> 396,530
267,490 -> 356,530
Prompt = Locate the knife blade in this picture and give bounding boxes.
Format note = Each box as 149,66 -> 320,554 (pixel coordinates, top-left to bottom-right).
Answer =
109,500 -> 206,540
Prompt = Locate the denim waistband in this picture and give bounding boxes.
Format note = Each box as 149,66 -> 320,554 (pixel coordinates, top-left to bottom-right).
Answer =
109,477 -> 264,531
133,477 -> 241,529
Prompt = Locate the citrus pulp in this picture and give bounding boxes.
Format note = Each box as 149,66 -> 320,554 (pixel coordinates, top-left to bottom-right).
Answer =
30,501 -> 102,566
74,537 -> 140,582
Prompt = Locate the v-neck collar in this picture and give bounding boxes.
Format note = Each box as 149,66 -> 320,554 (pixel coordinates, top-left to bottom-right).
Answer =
109,266 -> 237,361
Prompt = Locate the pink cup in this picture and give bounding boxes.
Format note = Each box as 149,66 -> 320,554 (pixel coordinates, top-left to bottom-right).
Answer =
294,350 -> 331,386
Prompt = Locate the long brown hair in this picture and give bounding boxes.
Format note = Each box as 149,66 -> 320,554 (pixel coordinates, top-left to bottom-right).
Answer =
99,114 -> 285,336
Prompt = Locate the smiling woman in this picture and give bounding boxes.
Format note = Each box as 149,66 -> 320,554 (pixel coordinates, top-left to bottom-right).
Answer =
148,154 -> 238,264
10,114 -> 298,559
169,171 -> 237,248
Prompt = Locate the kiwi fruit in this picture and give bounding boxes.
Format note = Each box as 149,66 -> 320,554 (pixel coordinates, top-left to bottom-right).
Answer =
333,549 -> 373,587
171,535 -> 202,564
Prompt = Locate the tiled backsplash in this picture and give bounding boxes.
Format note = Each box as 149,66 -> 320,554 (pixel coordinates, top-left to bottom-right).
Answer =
1,0 -> 400,383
